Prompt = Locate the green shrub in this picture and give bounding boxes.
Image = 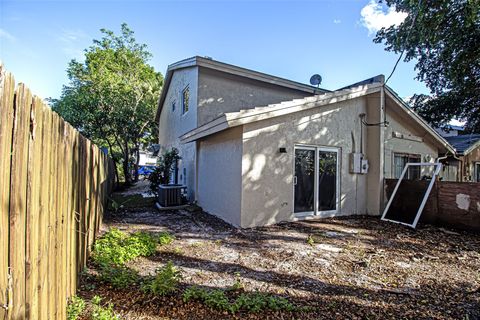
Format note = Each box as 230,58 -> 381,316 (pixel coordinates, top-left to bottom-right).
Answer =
91,295 -> 120,320
67,295 -> 86,320
92,228 -> 173,267
98,265 -> 139,289
144,261 -> 182,296
184,286 -> 233,312
148,148 -> 181,196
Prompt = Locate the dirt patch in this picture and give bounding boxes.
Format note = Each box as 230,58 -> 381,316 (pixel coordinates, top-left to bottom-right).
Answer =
80,205 -> 480,319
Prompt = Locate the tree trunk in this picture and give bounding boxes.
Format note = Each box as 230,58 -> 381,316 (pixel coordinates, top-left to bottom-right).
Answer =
123,141 -> 131,186
106,139 -> 121,189
134,143 -> 140,182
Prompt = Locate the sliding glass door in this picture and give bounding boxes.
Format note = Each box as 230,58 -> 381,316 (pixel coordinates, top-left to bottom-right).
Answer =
294,145 -> 339,216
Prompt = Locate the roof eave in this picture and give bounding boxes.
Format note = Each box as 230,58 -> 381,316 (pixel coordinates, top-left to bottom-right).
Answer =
155,56 -> 329,122
180,83 -> 382,143
384,87 -> 456,155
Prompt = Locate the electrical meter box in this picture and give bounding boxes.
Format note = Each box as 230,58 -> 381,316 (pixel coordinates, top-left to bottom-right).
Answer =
350,153 -> 369,174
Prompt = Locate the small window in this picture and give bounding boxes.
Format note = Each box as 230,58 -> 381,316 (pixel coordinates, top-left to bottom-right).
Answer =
182,86 -> 189,114
475,162 -> 480,182
394,154 -> 421,180
172,101 -> 176,112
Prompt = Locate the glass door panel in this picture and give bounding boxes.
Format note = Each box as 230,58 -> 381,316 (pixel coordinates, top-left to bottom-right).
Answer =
294,148 -> 315,214
318,150 -> 338,212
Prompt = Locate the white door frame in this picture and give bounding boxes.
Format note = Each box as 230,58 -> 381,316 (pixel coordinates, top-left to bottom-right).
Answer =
293,144 -> 341,217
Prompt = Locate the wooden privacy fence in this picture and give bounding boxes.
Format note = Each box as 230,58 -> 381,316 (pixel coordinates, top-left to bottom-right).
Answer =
385,179 -> 480,232
0,65 -> 115,319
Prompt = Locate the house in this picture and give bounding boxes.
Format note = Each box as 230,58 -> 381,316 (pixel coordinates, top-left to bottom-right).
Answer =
439,134 -> 480,182
157,56 -> 454,228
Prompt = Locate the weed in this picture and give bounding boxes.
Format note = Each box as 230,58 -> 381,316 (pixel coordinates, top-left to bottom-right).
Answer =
92,228 -> 173,267
98,265 -> 139,289
173,246 -> 184,255
144,261 -> 182,296
306,235 -> 315,246
235,292 -> 293,312
228,272 -> 244,291
66,296 -> 86,320
91,295 -> 120,320
183,286 -> 294,313
183,287 -> 233,312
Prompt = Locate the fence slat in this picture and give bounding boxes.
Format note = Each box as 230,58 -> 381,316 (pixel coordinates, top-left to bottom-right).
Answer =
25,96 -> 44,320
9,83 -> 32,319
0,66 -> 15,320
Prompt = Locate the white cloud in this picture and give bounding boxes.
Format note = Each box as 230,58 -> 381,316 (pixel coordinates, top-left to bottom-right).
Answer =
0,29 -> 16,42
57,29 -> 89,60
333,19 -> 341,24
360,0 -> 407,35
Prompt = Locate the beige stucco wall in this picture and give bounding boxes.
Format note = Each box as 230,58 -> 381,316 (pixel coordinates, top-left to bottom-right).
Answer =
365,93 -> 383,215
240,97 -> 370,228
383,99 -> 438,179
158,67 -> 199,199
197,127 -> 243,226
197,67 -> 315,126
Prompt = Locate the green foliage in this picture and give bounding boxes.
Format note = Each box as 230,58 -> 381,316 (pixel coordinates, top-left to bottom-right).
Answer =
51,23 -> 164,184
183,287 -> 233,312
143,261 -> 182,296
67,296 -> 86,320
228,272 -> 244,291
92,228 -> 173,267
183,286 -> 295,313
98,265 -> 140,289
374,0 -> 480,131
148,148 -> 181,196
91,296 -> 120,320
109,193 -> 156,210
236,292 -> 294,312
306,235 -> 315,246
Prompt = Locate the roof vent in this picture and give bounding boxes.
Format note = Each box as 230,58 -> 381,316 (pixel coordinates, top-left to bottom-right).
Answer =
204,56 -> 213,60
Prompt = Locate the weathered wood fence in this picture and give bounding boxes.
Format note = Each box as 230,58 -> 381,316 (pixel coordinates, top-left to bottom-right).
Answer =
385,179 -> 480,232
0,65 -> 115,319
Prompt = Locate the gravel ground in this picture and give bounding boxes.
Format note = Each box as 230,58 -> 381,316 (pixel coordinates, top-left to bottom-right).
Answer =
78,189 -> 480,319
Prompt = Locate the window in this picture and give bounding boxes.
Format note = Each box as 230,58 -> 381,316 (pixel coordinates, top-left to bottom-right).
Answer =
172,101 -> 176,112
182,86 -> 189,114
394,154 -> 421,180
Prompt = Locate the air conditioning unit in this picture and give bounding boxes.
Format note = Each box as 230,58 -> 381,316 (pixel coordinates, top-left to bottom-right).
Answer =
158,185 -> 185,207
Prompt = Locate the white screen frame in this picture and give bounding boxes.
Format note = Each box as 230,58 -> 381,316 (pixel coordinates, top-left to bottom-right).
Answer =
381,162 -> 442,228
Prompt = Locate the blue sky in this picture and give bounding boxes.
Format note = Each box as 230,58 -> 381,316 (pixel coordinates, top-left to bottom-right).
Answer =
0,0 -> 429,101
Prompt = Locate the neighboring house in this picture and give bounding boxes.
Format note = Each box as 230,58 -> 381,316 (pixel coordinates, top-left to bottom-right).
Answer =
157,56 -> 454,228
138,150 -> 158,166
156,56 -> 327,200
440,134 -> 480,182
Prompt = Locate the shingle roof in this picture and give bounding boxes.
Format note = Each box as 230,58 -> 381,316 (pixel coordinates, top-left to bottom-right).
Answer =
444,134 -> 480,155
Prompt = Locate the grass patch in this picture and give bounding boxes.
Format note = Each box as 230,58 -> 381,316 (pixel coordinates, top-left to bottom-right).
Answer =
183,286 -> 295,313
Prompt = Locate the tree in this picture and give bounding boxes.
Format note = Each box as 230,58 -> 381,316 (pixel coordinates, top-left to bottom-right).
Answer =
51,23 -> 163,185
374,0 -> 480,132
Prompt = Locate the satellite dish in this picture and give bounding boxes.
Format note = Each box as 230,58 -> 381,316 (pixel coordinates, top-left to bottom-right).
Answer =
310,74 -> 322,87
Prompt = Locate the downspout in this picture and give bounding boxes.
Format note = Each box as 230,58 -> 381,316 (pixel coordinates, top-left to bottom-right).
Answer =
380,82 -> 386,212
436,151 -> 463,182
